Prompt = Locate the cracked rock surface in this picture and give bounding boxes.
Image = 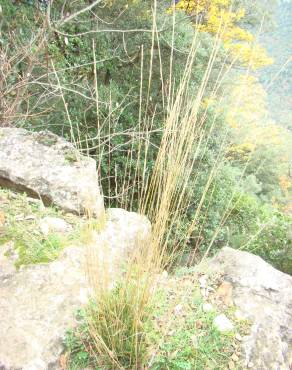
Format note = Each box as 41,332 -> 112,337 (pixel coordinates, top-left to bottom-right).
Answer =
209,247 -> 292,370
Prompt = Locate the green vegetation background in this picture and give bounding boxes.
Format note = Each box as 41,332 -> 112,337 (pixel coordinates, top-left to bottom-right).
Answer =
0,0 -> 291,273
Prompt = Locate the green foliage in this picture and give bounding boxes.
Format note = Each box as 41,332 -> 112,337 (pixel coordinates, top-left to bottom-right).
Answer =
253,211 -> 292,275
226,192 -> 292,274
170,155 -> 292,274
0,189 -> 64,266
146,271 -> 248,370
150,309 -> 234,370
0,0 -> 224,207
245,144 -> 289,202
15,233 -> 64,267
64,311 -> 92,370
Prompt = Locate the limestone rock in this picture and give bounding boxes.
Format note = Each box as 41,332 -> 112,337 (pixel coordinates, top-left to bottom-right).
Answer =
0,128 -> 104,218
0,208 -> 150,370
0,242 -> 18,279
0,246 -> 88,370
213,314 -> 234,333
202,303 -> 214,313
85,208 -> 151,284
208,247 -> 292,370
39,216 -> 72,236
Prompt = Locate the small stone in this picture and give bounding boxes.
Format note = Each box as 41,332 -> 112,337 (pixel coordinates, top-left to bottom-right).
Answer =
0,242 -> 18,278
207,286 -> 215,292
191,335 -> 199,349
217,281 -> 233,306
199,275 -> 207,288
247,362 -> 254,368
40,216 -> 72,236
174,304 -> 183,315
228,360 -> 235,369
161,270 -> 168,279
234,310 -> 246,321
25,215 -> 36,220
202,303 -> 214,312
235,333 -> 243,341
213,314 -> 234,333
231,353 -> 239,362
0,211 -> 5,227
195,320 -> 203,329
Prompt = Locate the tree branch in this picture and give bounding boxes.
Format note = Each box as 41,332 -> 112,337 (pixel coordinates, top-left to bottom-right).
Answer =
56,0 -> 103,27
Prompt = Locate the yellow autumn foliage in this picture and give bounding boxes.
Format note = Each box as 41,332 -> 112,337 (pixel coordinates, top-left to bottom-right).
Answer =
279,175 -> 292,195
174,0 -> 273,69
226,74 -> 285,148
225,74 -> 292,198
227,142 -> 256,160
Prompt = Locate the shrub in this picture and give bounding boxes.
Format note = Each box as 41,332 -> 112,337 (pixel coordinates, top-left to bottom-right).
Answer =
227,192 -> 292,274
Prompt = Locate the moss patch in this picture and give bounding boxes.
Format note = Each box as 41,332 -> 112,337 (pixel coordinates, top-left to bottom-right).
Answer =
35,132 -> 58,147
147,269 -> 249,370
0,188 -> 104,267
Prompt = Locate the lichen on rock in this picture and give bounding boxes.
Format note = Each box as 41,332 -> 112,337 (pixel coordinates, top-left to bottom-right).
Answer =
0,128 -> 104,218
208,247 -> 292,370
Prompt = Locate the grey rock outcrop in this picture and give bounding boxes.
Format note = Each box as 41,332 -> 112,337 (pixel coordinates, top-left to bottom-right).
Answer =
208,247 -> 292,370
0,208 -> 151,370
0,128 -> 104,218
39,216 -> 72,236
87,208 -> 151,280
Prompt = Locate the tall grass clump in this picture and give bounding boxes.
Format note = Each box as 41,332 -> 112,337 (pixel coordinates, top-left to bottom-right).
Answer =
82,8 -> 236,368
85,270 -> 152,369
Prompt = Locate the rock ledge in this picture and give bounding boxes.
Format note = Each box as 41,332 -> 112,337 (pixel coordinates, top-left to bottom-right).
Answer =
0,128 -> 104,218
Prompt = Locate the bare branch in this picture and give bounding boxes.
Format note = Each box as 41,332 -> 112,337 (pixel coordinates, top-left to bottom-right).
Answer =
56,0 -> 103,27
